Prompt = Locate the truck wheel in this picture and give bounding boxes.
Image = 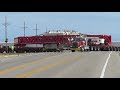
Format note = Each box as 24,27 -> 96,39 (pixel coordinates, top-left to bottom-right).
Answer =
97,47 -> 100,51
95,47 -> 97,51
91,47 -> 93,51
114,47 -> 116,51
96,47 -> 98,51
110,47 -> 112,51
89,47 -> 91,51
93,47 -> 95,51
116,47 -> 118,51
100,48 -> 102,51
112,47 -> 115,51
71,50 -> 75,52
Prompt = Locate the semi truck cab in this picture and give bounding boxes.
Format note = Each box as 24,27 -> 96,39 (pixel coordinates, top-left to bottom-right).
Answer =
70,37 -> 86,52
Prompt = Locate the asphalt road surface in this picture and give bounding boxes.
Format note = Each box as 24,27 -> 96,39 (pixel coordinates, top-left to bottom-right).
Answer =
0,51 -> 119,78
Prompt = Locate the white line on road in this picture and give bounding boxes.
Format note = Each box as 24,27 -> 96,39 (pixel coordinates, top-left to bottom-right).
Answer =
100,51 -> 112,78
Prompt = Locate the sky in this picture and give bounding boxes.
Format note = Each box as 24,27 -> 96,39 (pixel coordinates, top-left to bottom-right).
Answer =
0,12 -> 120,42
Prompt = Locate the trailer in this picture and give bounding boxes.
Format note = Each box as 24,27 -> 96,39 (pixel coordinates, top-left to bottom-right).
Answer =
14,31 -> 80,53
70,34 -> 120,52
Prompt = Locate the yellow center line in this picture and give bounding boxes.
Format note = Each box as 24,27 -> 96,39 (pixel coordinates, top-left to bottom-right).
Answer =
16,54 -> 80,78
0,53 -> 72,75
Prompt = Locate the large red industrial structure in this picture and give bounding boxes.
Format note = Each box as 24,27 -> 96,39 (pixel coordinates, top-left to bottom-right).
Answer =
14,31 -> 80,53
0,30 -> 120,53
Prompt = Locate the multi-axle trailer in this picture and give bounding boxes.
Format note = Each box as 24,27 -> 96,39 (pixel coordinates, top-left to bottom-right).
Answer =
14,31 -> 80,53
0,31 -> 120,53
70,34 -> 120,52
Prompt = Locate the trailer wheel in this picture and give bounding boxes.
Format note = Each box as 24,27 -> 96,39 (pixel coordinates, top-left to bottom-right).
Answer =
96,47 -> 98,51
112,47 -> 115,51
89,47 -> 91,51
97,47 -> 100,51
71,50 -> 75,52
94,47 -> 96,51
109,47 -> 112,51
93,47 -> 95,51
116,47 -> 118,51
91,47 -> 94,51
114,47 -> 116,51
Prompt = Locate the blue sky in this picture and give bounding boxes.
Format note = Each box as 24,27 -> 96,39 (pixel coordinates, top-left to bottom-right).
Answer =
0,12 -> 120,42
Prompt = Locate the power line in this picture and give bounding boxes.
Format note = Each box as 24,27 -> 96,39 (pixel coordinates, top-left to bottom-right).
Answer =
21,21 -> 27,37
33,24 -> 40,36
2,16 -> 10,53
33,24 -> 40,48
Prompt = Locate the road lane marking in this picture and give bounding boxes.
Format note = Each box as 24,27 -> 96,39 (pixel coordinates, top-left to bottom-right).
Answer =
1,52 -> 72,62
0,54 -> 50,62
0,53 -> 69,62
0,53 -> 46,61
0,53 -> 72,75
16,55 -> 80,78
0,53 -> 54,62
100,51 -> 112,78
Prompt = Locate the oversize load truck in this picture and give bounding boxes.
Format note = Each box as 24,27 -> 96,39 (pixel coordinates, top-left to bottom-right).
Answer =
14,31 -> 80,53
70,34 -> 120,52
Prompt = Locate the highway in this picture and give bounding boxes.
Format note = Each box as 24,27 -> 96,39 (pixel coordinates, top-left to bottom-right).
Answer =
0,51 -> 119,78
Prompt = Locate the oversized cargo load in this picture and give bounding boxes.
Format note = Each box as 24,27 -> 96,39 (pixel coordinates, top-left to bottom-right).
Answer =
13,30 -> 120,53
14,30 -> 80,52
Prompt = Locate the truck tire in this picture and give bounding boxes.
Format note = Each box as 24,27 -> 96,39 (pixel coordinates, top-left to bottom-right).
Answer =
71,50 -> 75,52
93,47 -> 95,51
100,48 -> 102,51
89,47 -> 91,51
97,47 -> 100,51
116,47 -> 118,51
96,46 -> 98,51
112,47 -> 115,51
90,47 -> 93,51
94,47 -> 95,51
114,47 -> 116,51
94,46 -> 96,51
110,47 -> 112,51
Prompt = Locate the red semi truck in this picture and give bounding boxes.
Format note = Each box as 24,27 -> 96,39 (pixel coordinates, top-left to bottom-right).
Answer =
70,34 -> 120,52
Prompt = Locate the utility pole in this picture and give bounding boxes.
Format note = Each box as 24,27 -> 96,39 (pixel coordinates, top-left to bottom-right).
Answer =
2,16 -> 10,53
33,24 -> 40,36
33,24 -> 40,48
21,21 -> 27,37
